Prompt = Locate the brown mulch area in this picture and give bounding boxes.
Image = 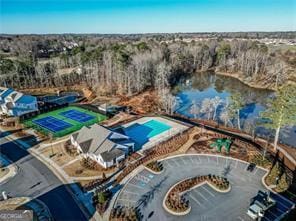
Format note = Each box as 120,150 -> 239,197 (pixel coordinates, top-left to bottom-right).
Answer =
127,152 -> 143,162
188,134 -> 260,163
117,90 -> 159,114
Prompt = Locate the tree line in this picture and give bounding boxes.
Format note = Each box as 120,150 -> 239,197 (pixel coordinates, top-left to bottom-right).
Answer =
1,37 -> 295,95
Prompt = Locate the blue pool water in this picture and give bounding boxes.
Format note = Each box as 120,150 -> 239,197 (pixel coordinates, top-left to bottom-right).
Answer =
123,120 -> 171,145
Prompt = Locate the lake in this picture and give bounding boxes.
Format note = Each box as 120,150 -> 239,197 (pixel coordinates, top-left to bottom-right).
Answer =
174,72 -> 296,148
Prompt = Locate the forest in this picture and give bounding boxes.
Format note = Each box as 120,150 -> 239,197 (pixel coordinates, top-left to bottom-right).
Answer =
0,33 -> 295,97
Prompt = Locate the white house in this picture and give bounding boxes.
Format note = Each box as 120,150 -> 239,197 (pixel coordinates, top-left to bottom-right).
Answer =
70,124 -> 134,168
0,87 -> 38,117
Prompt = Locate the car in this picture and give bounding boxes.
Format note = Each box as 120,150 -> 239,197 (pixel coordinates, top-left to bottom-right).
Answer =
247,163 -> 256,172
247,191 -> 276,220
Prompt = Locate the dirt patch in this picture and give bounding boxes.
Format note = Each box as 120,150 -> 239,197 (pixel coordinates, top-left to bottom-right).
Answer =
63,159 -> 116,178
102,112 -> 136,127
77,179 -> 99,187
0,197 -> 28,210
187,131 -> 262,163
0,167 -> 9,178
39,142 -> 76,167
117,89 -> 159,114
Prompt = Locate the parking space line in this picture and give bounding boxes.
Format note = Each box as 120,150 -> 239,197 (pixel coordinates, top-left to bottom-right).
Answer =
180,157 -> 187,165
253,167 -> 259,174
275,206 -> 286,214
117,198 -> 137,204
171,159 -> 180,167
189,194 -> 205,208
218,157 -> 226,166
262,215 -> 272,221
166,160 -> 174,168
276,200 -> 291,210
123,190 -> 139,196
193,189 -> 210,202
274,193 -> 294,205
127,182 -> 145,189
201,186 -> 215,197
207,156 -> 210,162
234,160 -> 238,169
134,175 -> 150,183
267,210 -> 280,220
244,164 -> 250,171
189,156 -> 195,164
216,156 -> 219,165
194,156 -> 200,164
237,216 -> 244,221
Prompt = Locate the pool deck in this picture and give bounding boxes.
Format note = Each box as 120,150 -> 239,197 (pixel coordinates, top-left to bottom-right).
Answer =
120,116 -> 189,153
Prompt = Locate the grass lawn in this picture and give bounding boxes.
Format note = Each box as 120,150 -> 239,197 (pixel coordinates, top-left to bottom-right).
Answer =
24,106 -> 107,137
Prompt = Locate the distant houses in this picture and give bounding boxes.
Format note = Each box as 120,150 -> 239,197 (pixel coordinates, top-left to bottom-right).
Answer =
0,87 -> 38,117
70,124 -> 134,168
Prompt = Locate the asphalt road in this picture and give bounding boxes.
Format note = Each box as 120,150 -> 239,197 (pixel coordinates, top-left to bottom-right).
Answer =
0,132 -> 89,221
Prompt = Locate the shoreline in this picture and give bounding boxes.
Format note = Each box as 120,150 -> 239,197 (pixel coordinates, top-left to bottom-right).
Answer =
195,70 -> 275,91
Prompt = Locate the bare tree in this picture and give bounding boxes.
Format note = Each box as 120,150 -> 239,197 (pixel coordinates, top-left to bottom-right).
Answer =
190,101 -> 200,119
200,98 -> 214,120
159,88 -> 178,115
211,96 -> 223,120
220,109 -> 232,127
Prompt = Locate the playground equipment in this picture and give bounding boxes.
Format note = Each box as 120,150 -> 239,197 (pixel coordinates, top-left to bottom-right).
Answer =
210,138 -> 233,153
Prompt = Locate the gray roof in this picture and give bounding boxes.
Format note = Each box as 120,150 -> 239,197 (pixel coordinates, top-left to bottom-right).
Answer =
100,148 -> 125,162
72,124 -> 131,156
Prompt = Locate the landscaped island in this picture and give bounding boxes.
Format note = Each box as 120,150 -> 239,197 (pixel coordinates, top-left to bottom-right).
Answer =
164,175 -> 230,215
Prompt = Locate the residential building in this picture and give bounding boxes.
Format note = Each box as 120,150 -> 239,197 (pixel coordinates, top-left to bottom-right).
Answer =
70,124 -> 134,168
0,87 -> 38,117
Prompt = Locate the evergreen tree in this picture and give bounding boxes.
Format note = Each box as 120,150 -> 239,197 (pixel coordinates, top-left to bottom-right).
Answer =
261,84 -> 296,151
229,93 -> 245,130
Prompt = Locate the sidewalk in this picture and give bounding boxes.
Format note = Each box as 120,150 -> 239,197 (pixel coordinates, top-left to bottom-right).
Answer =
30,146 -> 100,221
0,154 -> 17,183
0,164 -> 17,183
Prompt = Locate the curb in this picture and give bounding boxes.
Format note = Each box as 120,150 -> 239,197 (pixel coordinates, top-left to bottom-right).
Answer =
162,177 -> 231,216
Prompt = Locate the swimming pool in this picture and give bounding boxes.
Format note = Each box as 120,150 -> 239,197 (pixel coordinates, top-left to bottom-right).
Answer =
123,119 -> 171,145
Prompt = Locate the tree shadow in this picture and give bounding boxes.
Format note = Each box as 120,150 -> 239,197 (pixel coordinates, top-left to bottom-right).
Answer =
136,176 -> 168,210
222,162 -> 232,177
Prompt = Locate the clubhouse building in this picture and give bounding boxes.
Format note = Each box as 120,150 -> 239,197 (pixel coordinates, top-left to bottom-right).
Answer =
70,124 -> 134,168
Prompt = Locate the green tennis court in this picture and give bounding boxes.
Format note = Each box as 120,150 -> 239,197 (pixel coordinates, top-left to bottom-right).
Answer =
23,106 -> 107,137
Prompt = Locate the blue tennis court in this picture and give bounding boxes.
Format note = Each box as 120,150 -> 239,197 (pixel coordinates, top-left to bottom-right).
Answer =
59,109 -> 95,123
33,116 -> 72,132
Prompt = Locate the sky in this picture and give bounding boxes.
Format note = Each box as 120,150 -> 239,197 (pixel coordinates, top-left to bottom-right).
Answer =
0,0 -> 295,34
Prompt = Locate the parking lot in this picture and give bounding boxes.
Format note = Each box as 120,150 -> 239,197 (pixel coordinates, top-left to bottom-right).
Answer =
113,154 -> 294,221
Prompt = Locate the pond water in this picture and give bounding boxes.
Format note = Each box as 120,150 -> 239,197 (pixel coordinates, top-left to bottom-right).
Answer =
174,72 -> 296,147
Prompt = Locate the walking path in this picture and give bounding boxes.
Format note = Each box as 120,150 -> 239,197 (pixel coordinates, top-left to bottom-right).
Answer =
0,154 -> 17,183
61,155 -> 82,168
0,164 -> 17,183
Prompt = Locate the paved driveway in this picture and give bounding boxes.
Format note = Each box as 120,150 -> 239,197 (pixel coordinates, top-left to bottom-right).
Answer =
0,133 -> 88,221
113,154 -> 294,221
